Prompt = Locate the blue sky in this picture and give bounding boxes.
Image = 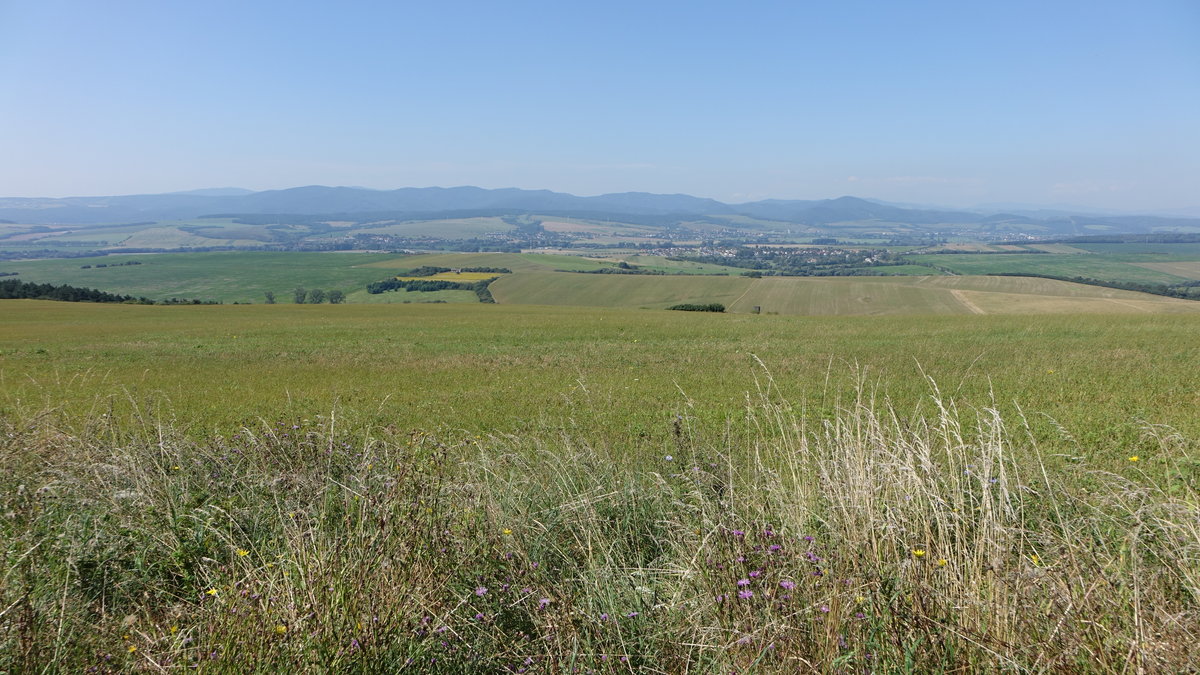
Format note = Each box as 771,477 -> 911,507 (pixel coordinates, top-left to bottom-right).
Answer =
1,0 -> 1197,210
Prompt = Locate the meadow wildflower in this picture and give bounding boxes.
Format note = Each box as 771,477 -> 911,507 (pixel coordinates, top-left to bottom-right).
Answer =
274,625 -> 287,634
738,590 -> 753,599
236,549 -> 249,557
937,558 -> 948,567
475,586 -> 488,596
127,645 -> 137,654
912,549 -> 926,558
1128,455 -> 1139,462
737,578 -> 750,587
779,580 -> 796,590
205,588 -> 218,597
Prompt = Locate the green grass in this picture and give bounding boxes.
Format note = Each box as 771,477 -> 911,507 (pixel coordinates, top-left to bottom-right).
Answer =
361,251 -> 615,273
1,251 -> 400,303
4,300 -> 1199,455
493,272 -> 1200,315
2,300 -> 1198,671
491,272 -> 753,308
906,251 -> 1197,285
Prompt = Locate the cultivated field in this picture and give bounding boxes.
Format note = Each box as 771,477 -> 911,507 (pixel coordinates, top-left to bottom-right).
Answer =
493,272 -> 1200,315
2,300 -> 1198,672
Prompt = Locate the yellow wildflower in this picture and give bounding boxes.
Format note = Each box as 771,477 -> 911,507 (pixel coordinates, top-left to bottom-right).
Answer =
205,588 -> 218,596
937,558 -> 948,567
237,549 -> 249,557
912,549 -> 926,558
502,528 -> 513,535
275,625 -> 288,634
1128,455 -> 1139,462
128,645 -> 137,654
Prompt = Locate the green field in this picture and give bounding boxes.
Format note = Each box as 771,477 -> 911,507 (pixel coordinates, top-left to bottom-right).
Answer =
493,271 -> 1200,315
1,251 -> 399,302
3,300 -> 1199,671
906,243 -> 1200,285
4,300 -> 1198,450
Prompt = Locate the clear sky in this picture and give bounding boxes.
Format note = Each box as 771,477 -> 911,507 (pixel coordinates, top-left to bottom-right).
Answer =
1,0 -> 1197,210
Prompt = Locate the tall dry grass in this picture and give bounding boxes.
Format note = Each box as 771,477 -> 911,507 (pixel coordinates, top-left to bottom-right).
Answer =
1,382 -> 1196,672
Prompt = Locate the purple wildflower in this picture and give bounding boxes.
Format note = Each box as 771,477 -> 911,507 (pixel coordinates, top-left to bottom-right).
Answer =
738,590 -> 753,599
779,580 -> 795,590
737,578 -> 750,587
475,586 -> 488,596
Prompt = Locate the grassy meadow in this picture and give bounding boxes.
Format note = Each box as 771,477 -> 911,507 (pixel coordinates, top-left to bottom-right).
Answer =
3,299 -> 1200,672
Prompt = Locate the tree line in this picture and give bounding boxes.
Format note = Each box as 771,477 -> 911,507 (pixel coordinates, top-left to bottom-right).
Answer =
0,279 -> 218,304
264,288 -> 346,304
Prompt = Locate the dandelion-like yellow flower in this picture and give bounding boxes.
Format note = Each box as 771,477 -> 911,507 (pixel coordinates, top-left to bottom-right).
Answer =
169,625 -> 179,634
275,625 -> 288,634
912,549 -> 926,558
855,595 -> 865,604
1029,554 -> 1041,566
937,558 -> 948,567
1128,455 -> 1139,462
172,465 -> 181,471
237,549 -> 249,557
502,528 -> 513,535
128,645 -> 137,654
205,588 -> 218,596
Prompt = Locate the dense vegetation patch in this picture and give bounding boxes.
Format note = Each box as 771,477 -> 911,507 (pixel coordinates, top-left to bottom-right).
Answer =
667,303 -> 726,312
0,278 -> 221,304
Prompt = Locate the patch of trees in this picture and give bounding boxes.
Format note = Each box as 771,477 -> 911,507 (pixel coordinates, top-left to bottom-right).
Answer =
0,279 -> 144,303
403,266 -> 511,277
0,271 -> 18,277
0,279 -> 221,304
291,287 -> 346,304
366,277 -> 496,303
667,303 -> 726,312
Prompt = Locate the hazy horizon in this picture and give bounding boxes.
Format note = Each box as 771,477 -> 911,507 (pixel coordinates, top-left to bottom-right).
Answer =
2,1 -> 1197,211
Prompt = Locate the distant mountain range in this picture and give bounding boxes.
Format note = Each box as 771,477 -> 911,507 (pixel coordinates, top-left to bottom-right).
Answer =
1,186 -> 1197,235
